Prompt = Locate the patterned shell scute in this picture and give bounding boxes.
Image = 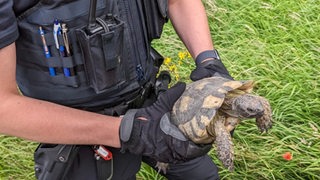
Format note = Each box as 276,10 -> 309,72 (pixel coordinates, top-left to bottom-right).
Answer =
171,77 -> 253,143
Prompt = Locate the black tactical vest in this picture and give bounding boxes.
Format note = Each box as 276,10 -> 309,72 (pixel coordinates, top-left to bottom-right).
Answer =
15,0 -> 167,108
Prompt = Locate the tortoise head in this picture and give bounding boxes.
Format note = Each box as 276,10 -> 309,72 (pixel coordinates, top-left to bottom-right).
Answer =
232,94 -> 265,118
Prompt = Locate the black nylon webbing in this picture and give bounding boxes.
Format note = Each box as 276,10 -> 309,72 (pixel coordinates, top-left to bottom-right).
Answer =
96,158 -> 113,180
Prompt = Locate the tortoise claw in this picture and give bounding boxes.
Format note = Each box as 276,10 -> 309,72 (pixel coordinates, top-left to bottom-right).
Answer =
256,113 -> 272,133
155,162 -> 169,174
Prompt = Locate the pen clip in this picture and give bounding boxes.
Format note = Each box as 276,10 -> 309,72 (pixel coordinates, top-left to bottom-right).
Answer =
53,19 -> 61,50
61,23 -> 71,56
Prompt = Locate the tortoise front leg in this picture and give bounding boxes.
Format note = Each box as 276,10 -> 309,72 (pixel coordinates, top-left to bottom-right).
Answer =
213,116 -> 235,171
255,96 -> 273,132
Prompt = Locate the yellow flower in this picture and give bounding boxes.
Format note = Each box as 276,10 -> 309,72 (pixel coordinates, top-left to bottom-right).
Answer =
164,57 -> 172,65
178,51 -> 186,60
174,74 -> 180,81
169,65 -> 176,72
187,52 -> 192,58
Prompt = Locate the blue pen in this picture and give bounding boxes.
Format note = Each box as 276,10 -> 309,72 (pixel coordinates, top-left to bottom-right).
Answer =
59,46 -> 71,76
39,26 -> 56,76
53,19 -> 71,77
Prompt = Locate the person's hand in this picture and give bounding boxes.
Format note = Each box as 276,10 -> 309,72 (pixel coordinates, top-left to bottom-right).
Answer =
119,82 -> 212,163
190,49 -> 233,81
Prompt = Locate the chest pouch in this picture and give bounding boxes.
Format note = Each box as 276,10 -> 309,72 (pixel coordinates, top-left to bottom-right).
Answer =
76,0 -> 125,93
16,0 -> 167,107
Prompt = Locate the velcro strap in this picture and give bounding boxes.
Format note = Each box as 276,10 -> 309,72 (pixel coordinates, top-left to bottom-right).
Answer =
120,109 -> 138,142
195,50 -> 220,66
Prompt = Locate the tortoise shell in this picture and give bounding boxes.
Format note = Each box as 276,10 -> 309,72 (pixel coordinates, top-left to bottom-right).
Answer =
171,76 -> 254,144
157,76 -> 272,172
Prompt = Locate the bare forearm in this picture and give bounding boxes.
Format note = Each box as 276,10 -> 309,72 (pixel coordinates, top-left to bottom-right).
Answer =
0,94 -> 121,147
168,0 -> 214,58
0,43 -> 121,147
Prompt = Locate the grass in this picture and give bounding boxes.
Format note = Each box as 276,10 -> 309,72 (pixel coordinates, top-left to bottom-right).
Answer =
1,0 -> 319,179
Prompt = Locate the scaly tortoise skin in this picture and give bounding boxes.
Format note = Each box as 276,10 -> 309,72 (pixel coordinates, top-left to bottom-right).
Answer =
156,76 -> 272,173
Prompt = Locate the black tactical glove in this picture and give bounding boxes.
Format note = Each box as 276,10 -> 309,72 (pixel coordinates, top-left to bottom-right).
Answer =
120,82 -> 212,163
190,49 -> 233,81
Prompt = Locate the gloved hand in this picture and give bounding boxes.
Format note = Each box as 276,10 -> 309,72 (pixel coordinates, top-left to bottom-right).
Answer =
190,49 -> 233,81
120,82 -> 212,163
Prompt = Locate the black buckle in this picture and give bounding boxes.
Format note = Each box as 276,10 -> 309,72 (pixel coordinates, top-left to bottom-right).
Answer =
127,81 -> 153,108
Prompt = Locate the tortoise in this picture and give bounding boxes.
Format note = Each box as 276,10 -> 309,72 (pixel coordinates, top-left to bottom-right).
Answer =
156,76 -> 272,173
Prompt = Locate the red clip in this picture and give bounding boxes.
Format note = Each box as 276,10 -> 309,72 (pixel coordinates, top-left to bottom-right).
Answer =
93,145 -> 112,160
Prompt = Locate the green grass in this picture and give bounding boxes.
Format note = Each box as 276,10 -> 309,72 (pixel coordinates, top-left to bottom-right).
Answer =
1,0 -> 319,179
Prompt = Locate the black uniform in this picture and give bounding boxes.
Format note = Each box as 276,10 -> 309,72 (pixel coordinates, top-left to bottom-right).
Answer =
0,1 -> 219,179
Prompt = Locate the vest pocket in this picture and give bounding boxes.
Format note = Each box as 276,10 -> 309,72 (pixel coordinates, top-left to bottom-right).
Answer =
76,15 -> 126,94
